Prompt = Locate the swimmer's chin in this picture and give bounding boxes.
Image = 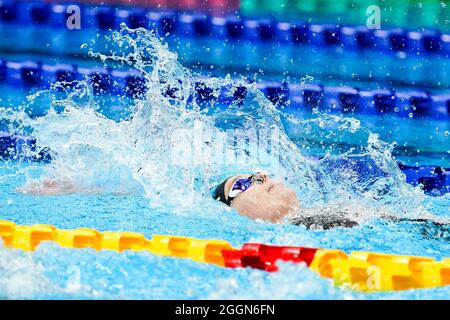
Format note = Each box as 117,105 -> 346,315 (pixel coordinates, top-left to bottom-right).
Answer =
268,206 -> 301,224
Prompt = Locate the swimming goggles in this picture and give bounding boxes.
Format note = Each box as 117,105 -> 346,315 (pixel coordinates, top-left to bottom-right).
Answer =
228,173 -> 266,200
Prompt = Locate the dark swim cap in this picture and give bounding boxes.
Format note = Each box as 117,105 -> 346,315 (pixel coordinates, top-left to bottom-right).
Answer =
212,176 -> 232,206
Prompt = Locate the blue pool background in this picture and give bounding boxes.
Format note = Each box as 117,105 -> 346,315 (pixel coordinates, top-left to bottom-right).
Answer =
0,1 -> 449,299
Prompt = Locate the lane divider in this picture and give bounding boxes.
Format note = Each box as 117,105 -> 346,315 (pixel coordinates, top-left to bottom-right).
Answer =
398,163 -> 449,195
1,1 -> 449,58
222,243 -> 317,272
1,58 -> 450,120
0,220 -> 234,266
0,219 -> 449,292
0,131 -> 52,162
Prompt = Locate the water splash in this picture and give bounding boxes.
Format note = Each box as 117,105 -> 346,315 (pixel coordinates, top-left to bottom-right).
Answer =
0,242 -> 53,299
1,24 -> 433,222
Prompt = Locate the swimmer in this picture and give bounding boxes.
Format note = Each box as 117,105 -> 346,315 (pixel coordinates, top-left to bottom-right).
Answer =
211,171 -> 358,228
212,171 -> 300,223
212,171 -> 450,231
21,170 -> 449,231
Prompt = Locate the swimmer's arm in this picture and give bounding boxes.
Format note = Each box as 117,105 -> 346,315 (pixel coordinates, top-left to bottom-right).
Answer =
17,178 -> 78,196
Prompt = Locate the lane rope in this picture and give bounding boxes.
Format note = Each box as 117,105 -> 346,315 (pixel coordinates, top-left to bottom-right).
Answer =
1,219 -> 449,292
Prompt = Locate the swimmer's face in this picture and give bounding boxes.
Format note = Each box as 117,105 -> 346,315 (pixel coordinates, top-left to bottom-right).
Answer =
223,172 -> 300,222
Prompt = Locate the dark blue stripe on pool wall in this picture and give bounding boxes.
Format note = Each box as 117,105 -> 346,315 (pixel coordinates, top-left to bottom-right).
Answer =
0,1 -> 449,58
1,58 -> 449,120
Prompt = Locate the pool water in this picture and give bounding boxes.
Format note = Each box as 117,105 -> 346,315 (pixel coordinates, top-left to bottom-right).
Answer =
0,162 -> 449,299
0,23 -> 449,300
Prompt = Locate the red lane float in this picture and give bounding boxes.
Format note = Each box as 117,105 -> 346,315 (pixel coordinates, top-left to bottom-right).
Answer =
222,243 -> 318,272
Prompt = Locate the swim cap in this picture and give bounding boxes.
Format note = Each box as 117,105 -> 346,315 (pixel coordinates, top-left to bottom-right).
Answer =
212,177 -> 232,206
